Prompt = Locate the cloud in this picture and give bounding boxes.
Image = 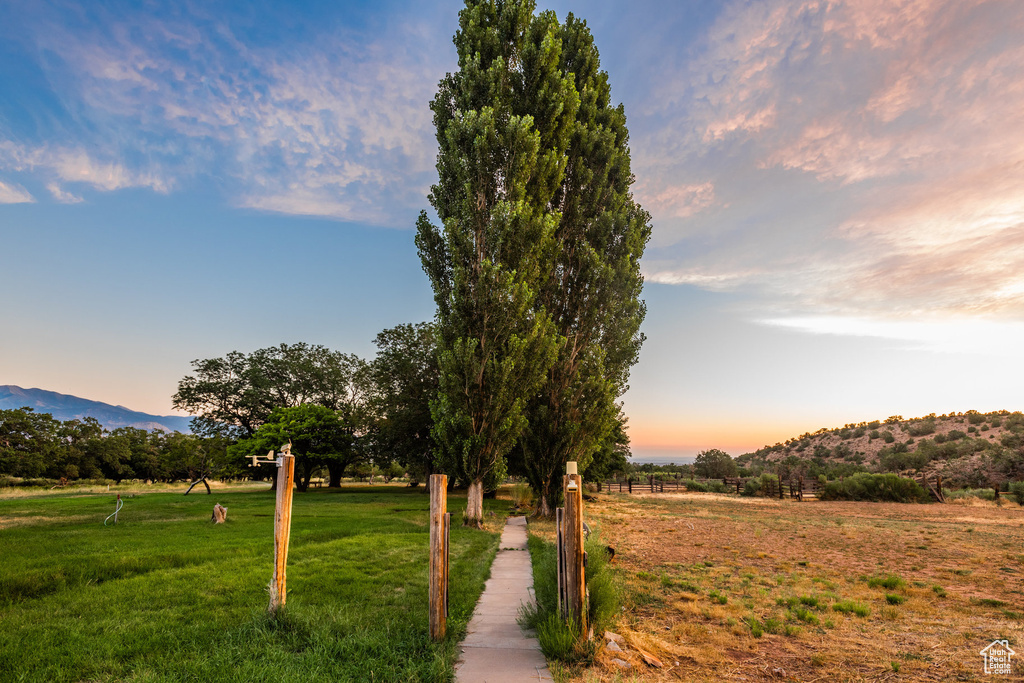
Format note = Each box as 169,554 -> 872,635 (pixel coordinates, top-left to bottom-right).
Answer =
636,180 -> 716,220
1,5 -> 446,225
0,142 -> 171,194
631,0 -> 1024,323
0,180 -> 34,203
761,315 -> 1024,358
46,183 -> 83,204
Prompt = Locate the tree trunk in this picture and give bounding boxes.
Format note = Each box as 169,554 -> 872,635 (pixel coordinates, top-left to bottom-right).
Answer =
327,461 -> 345,488
296,459 -> 312,492
537,491 -> 552,518
465,478 -> 484,528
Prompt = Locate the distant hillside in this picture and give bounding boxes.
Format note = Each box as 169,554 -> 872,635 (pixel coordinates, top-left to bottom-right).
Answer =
737,410 -> 1024,487
0,385 -> 192,433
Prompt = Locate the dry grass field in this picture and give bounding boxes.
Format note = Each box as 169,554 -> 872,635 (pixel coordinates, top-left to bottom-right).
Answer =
534,491 -> 1024,682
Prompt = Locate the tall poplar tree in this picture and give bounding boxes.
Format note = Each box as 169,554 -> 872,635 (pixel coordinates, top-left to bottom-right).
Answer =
416,0 -> 578,526
514,14 -> 651,515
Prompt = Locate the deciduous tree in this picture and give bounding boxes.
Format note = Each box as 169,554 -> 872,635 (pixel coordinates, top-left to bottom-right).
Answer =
416,0 -> 576,526
513,13 -> 651,515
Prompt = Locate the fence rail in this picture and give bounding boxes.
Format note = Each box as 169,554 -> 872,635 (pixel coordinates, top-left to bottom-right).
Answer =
602,475 -> 821,501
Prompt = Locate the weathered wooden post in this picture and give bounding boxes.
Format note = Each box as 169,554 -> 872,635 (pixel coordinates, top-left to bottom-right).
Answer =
248,443 -> 295,614
563,462 -> 586,634
429,474 -> 450,640
556,506 -> 566,615
269,446 -> 295,613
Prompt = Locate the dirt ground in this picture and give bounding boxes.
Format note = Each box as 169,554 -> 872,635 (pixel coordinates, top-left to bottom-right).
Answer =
538,491 -> 1024,682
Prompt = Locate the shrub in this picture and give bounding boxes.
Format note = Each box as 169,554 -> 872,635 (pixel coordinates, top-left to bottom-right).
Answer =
833,600 -> 870,617
792,607 -> 818,624
882,431 -> 895,443
742,473 -> 778,497
868,574 -> 905,590
521,533 -> 618,663
1009,481 -> 1024,506
944,488 -> 996,501
885,594 -> 906,605
534,613 -> 581,660
908,420 -> 936,436
947,429 -> 966,440
510,481 -> 533,510
820,473 -> 930,503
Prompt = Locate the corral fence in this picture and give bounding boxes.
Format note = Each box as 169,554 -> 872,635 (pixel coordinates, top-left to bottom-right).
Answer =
915,473 -> 945,503
602,475 -> 822,501
604,472 -> 958,503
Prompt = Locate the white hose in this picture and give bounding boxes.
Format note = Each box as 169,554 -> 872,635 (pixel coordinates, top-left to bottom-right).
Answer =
104,496 -> 124,526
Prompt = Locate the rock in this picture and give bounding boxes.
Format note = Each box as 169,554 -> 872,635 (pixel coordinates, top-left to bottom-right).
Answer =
610,658 -> 631,670
636,647 -> 664,668
606,640 -> 623,652
604,631 -> 624,643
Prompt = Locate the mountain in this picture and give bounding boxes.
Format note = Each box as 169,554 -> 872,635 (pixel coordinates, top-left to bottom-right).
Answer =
0,385 -> 192,433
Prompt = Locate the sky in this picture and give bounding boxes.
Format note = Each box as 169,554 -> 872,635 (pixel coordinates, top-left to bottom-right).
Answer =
2,0 -> 1023,463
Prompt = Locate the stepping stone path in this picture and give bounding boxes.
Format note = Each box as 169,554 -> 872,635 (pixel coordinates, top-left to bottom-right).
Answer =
455,516 -> 553,682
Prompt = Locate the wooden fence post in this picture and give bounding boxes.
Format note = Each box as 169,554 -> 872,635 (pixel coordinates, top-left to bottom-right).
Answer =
268,451 -> 295,613
564,468 -> 586,634
556,506 -> 566,615
628,478 -> 632,494
429,474 -> 449,641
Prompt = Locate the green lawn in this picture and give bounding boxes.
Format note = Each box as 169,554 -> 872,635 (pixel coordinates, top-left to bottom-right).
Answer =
0,485 -> 503,682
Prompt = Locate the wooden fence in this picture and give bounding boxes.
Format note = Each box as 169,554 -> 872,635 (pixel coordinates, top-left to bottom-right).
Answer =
604,473 -> 970,504
602,475 -> 821,501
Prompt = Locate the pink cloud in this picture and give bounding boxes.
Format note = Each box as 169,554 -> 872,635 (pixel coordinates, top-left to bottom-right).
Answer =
637,0 -> 1024,322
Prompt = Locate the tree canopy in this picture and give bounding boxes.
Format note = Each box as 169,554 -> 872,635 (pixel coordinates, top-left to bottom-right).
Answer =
172,342 -> 367,439
231,404 -> 355,492
369,322 -> 440,486
693,448 -> 738,479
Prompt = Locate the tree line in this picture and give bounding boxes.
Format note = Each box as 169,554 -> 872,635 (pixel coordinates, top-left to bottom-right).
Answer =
0,331 -> 633,496
0,409 -> 229,485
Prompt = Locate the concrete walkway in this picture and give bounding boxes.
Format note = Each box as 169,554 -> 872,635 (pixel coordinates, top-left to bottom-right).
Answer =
455,516 -> 553,683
